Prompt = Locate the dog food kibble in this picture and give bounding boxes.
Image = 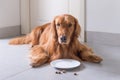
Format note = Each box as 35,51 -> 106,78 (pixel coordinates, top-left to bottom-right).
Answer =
55,70 -> 78,76
62,70 -> 66,73
55,70 -> 67,74
55,71 -> 62,74
58,72 -> 61,74
74,73 -> 78,76
55,71 -> 58,74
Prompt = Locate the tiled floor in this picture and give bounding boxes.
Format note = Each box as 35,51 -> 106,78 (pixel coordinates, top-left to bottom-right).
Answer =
0,39 -> 120,80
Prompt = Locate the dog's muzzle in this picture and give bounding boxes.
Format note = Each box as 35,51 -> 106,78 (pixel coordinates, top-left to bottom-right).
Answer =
60,36 -> 67,43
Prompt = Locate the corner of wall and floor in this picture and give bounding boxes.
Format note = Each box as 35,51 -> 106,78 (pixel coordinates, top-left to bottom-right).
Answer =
0,25 -> 21,39
86,31 -> 120,46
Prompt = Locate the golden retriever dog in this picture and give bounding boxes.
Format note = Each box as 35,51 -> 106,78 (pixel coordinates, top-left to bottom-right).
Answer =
9,14 -> 103,67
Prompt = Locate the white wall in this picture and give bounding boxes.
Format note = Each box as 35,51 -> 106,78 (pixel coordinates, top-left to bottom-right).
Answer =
0,0 -> 20,28
29,0 -> 84,41
86,0 -> 120,33
30,0 -> 69,29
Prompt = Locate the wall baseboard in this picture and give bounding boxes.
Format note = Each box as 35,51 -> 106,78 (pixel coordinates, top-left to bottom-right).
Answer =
0,25 -> 21,39
87,31 -> 120,46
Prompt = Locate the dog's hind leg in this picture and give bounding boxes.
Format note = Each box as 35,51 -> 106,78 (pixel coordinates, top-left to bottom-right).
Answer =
30,23 -> 49,47
78,43 -> 103,63
30,27 -> 43,47
9,35 -> 31,45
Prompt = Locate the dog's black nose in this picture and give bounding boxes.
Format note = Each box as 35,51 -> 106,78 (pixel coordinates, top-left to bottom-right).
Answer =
61,36 -> 67,42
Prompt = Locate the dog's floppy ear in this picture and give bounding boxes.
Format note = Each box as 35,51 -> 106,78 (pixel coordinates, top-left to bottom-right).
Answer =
51,18 -> 57,39
74,18 -> 81,37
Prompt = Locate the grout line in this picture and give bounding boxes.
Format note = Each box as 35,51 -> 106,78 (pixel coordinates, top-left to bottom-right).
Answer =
2,68 -> 32,80
68,0 -> 70,13
29,0 -> 31,32
19,0 -> 21,35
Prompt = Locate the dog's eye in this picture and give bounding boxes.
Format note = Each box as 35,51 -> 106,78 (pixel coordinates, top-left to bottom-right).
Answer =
68,23 -> 72,27
56,23 -> 60,26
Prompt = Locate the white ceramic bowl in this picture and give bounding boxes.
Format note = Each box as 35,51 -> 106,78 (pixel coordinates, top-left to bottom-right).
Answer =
50,59 -> 81,69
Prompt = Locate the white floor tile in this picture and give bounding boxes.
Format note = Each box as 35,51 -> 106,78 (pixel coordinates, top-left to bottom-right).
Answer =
85,43 -> 120,74
0,39 -> 31,80
5,66 -> 120,80
0,39 -> 120,80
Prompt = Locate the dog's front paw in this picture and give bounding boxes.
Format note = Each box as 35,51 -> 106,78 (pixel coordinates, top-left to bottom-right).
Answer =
88,55 -> 103,63
30,63 -> 40,68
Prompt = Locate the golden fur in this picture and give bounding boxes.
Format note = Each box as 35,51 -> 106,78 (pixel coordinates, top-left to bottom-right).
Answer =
9,14 -> 103,67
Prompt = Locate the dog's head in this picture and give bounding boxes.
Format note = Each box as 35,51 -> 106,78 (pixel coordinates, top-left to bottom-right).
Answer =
51,14 -> 81,45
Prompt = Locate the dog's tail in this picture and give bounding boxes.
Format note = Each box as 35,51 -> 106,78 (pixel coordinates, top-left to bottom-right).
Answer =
9,35 -> 31,45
